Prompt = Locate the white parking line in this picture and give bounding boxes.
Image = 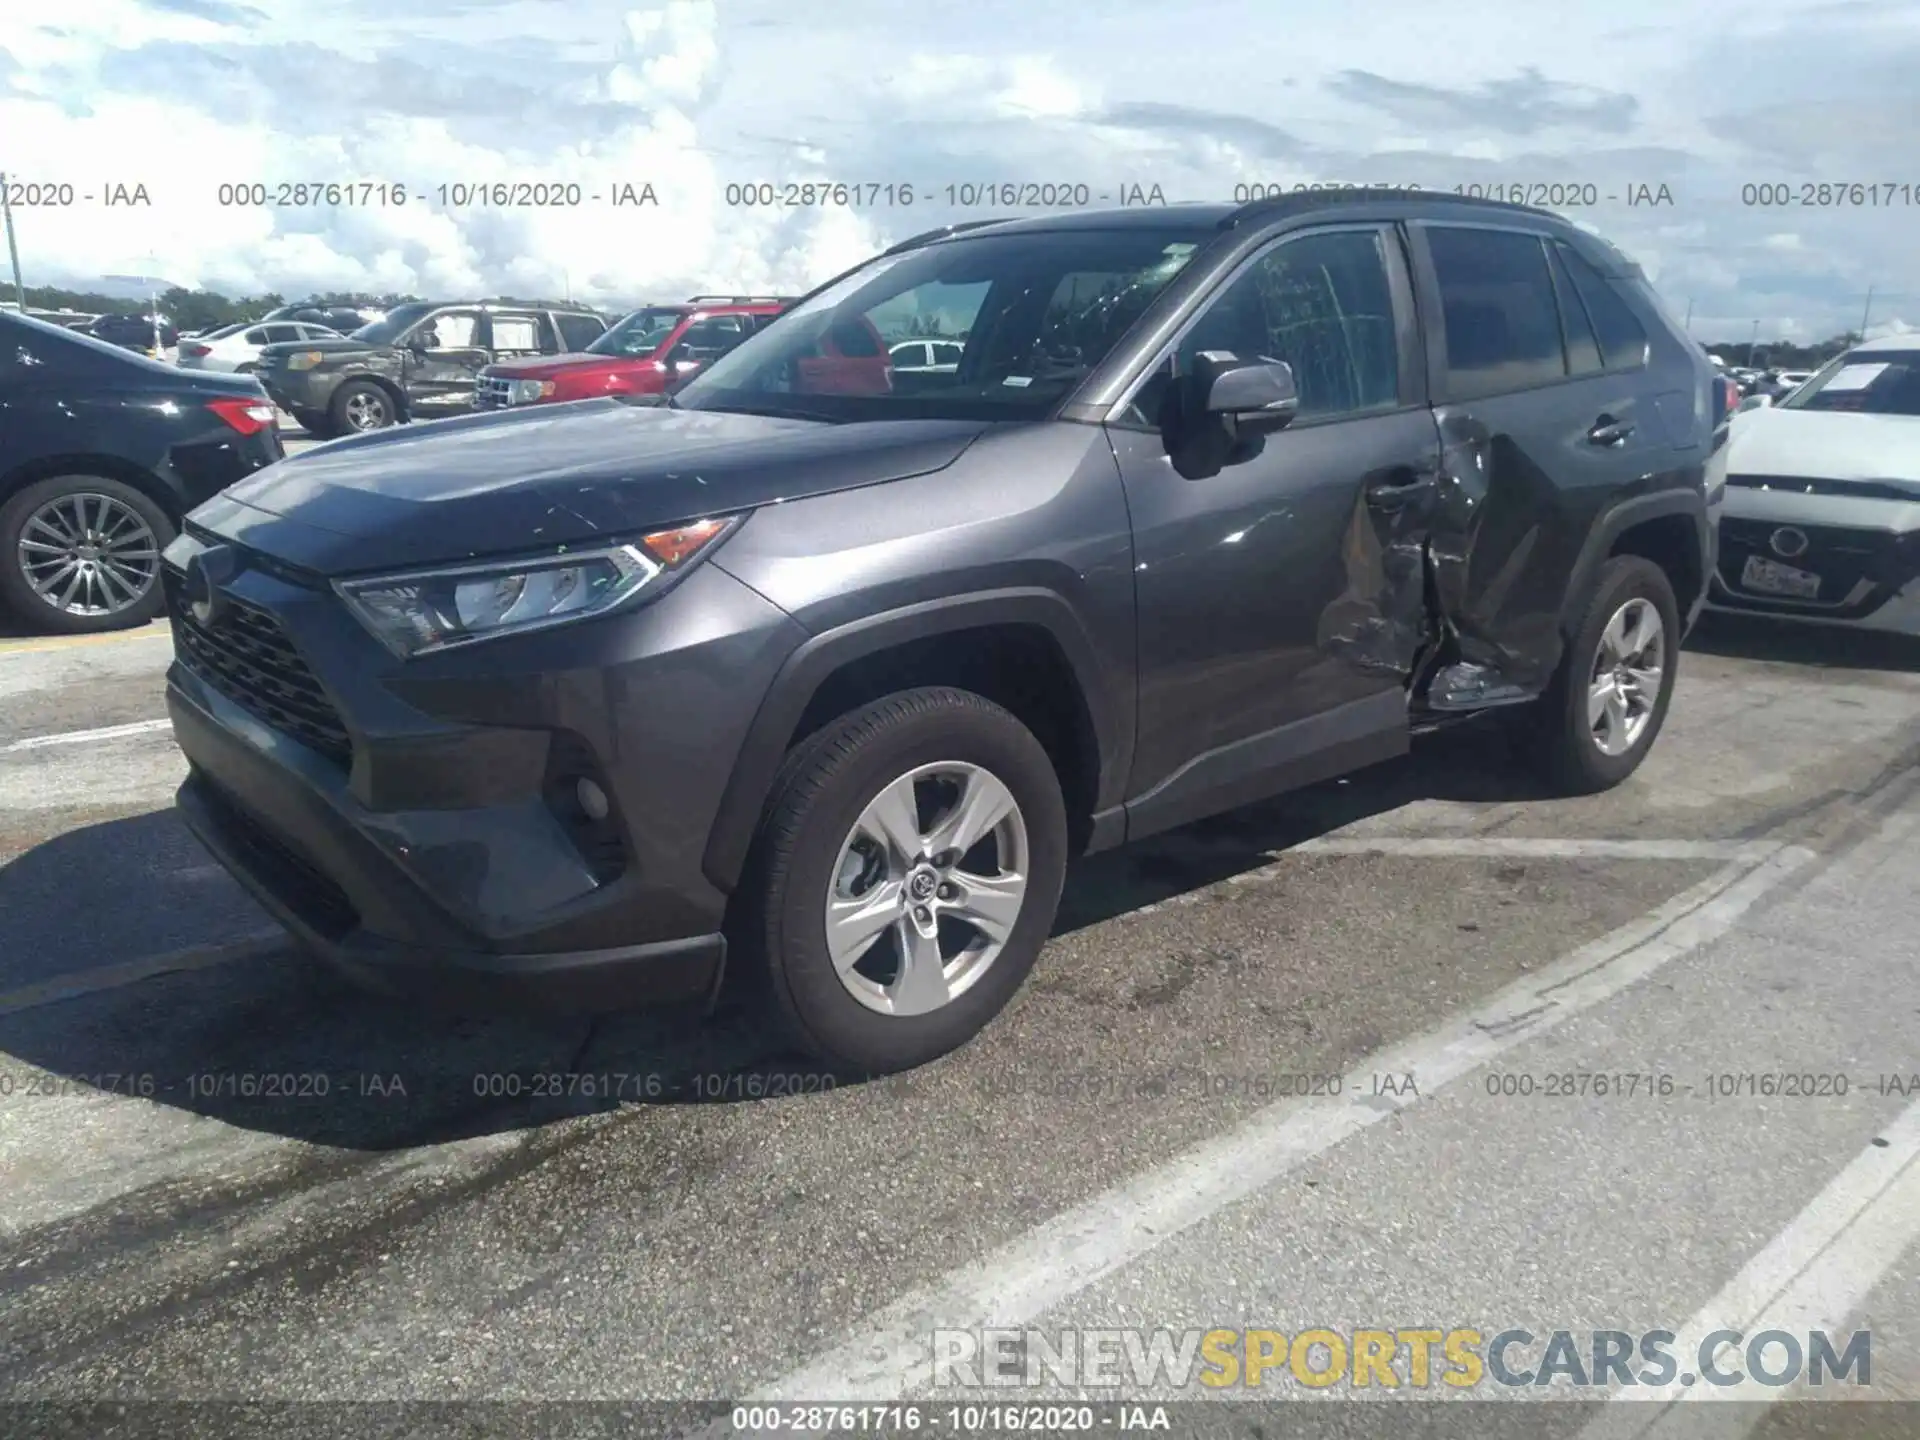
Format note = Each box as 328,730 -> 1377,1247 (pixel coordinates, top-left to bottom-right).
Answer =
0,932 -> 286,1018
1578,1096 -> 1920,1438
729,843 -> 1817,1415
1290,837 -> 1785,862
1,717 -> 173,752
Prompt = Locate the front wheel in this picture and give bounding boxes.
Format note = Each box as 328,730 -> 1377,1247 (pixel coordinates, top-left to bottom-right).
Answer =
330,380 -> 397,433
732,687 -> 1069,1077
0,475 -> 174,634
1511,555 -> 1680,794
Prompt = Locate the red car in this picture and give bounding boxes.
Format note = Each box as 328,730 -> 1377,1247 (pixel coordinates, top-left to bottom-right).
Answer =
474,296 -> 790,410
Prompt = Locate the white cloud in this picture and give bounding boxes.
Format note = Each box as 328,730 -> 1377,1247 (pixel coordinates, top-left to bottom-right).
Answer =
0,0 -> 1914,340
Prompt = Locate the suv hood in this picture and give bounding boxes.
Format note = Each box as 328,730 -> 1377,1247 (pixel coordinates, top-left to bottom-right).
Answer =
194,399 -> 992,574
486,352 -> 629,379
1728,405 -> 1920,483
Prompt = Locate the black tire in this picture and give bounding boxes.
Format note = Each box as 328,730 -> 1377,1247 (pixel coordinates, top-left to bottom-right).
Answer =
1511,555 -> 1680,795
292,408 -> 333,438
730,687 -> 1069,1077
329,379 -> 396,433
0,475 -> 174,634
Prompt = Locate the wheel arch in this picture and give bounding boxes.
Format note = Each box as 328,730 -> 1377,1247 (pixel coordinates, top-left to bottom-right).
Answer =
0,454 -> 185,523
1560,489 -> 1710,637
701,588 -> 1129,894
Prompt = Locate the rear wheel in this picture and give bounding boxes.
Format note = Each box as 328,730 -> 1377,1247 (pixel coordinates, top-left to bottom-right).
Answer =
1509,555 -> 1679,794
731,687 -> 1069,1076
330,380 -> 397,433
0,475 -> 174,633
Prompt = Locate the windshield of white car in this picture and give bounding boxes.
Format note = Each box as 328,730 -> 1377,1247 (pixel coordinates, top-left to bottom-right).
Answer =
671,228 -> 1210,422
1781,351 -> 1920,415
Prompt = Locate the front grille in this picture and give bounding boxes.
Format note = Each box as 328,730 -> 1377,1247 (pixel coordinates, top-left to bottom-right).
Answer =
475,375 -> 513,409
164,566 -> 353,765
1714,519 -> 1916,618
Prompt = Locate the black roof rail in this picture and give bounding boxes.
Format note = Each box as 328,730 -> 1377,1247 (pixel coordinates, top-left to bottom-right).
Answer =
880,218 -> 1013,256
1217,187 -> 1556,230
685,294 -> 794,305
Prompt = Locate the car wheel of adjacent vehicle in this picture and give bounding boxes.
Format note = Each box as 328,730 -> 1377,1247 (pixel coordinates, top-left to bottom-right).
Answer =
1515,555 -> 1679,795
331,381 -> 395,433
732,687 -> 1069,1077
0,475 -> 174,633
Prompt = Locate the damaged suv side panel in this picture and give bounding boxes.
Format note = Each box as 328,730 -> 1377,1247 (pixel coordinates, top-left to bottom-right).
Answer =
1407,221 -> 1715,710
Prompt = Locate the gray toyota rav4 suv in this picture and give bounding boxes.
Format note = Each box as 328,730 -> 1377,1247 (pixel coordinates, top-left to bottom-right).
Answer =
163,192 -> 1725,1075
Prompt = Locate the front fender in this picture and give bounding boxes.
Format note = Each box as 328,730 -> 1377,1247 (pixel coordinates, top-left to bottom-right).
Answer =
699,587 -> 1127,893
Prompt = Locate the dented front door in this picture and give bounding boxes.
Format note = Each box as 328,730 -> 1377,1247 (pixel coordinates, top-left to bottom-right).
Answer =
1106,225 -> 1441,813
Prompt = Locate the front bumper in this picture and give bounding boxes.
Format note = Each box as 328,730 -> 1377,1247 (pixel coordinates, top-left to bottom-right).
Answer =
1703,490 -> 1920,635
256,366 -> 340,415
161,525 -> 807,1013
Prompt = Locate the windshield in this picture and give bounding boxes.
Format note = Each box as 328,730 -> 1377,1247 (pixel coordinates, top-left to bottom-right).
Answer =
672,228 -> 1210,422
589,307 -> 689,357
349,303 -> 436,345
1780,350 -> 1920,415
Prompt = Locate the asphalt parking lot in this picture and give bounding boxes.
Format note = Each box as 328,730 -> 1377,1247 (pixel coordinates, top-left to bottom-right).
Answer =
2,427 -> 1919,1431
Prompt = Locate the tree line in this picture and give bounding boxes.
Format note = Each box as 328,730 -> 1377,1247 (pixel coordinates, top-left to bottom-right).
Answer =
14,285 -> 603,330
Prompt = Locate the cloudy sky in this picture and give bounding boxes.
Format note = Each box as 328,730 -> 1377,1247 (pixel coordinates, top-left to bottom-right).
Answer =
4,0 -> 1918,343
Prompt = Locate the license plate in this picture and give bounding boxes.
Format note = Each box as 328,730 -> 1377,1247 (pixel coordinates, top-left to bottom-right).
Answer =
1740,553 -> 1821,599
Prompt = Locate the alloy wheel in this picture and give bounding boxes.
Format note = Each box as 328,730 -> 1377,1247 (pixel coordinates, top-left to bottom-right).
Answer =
825,761 -> 1030,1017
1586,597 -> 1665,757
16,492 -> 161,618
343,389 -> 391,430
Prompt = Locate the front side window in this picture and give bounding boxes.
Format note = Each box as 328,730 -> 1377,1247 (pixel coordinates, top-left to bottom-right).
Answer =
675,228 -> 1208,421
1427,225 -> 1567,398
416,311 -> 478,350
1121,228 -> 1401,428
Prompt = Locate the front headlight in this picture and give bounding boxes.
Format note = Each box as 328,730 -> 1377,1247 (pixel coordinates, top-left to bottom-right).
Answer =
510,379 -> 556,402
334,518 -> 740,659
287,350 -> 325,370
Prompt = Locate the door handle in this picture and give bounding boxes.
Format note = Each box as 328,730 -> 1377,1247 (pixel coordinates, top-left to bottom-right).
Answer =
1365,472 -> 1436,510
1588,415 -> 1635,447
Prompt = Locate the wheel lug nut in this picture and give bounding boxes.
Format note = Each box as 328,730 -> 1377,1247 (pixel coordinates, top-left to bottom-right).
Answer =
938,882 -> 957,900
914,906 -> 932,925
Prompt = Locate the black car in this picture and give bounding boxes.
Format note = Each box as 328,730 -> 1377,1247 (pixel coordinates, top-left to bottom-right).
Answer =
164,193 -> 1721,1075
84,312 -> 180,356
0,311 -> 283,633
252,301 -> 610,438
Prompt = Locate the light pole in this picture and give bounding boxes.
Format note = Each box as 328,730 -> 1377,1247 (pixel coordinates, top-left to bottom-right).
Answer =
1860,285 -> 1875,340
1749,317 -> 1761,365
1683,297 -> 1693,334
0,171 -> 24,312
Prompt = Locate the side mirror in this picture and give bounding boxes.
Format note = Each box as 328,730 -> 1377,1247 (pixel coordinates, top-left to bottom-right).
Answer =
1194,351 -> 1299,434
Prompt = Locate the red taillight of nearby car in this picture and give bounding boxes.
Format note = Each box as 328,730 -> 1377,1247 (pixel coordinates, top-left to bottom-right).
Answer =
180,343 -> 212,358
206,397 -> 279,436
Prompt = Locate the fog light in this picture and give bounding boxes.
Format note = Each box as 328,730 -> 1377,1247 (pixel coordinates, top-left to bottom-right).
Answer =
576,777 -> 610,822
